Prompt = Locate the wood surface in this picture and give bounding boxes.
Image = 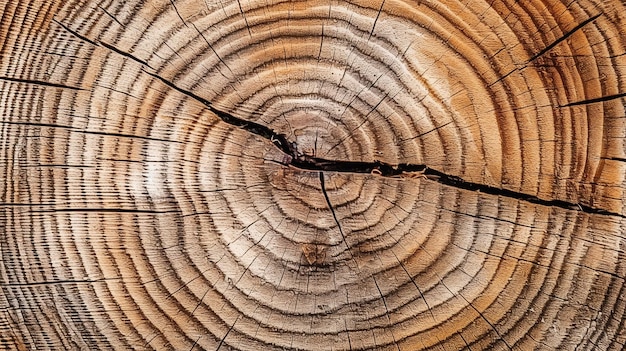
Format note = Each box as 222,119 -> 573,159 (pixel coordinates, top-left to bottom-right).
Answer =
1,0 -> 626,350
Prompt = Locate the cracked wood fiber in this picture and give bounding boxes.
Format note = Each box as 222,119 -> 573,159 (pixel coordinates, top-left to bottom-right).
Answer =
1,0 -> 626,350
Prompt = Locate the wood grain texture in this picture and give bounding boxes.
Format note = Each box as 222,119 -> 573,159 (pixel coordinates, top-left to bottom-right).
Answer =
1,0 -> 625,350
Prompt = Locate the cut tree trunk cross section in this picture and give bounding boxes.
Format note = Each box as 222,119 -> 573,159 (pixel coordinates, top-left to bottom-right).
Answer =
1,0 -> 626,350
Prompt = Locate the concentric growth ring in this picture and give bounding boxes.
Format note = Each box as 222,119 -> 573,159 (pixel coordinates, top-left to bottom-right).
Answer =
1,0 -> 625,350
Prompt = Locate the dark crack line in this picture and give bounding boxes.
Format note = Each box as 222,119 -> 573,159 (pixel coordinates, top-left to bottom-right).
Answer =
0,75 -> 84,91
319,172 -> 348,249
101,41 -> 153,69
1,278 -> 117,287
458,332 -> 474,351
434,272 -> 513,351
192,22 -> 235,76
52,19 -> 98,46
344,319 -> 353,351
373,277 -> 401,351
169,0 -> 189,28
1,120 -> 76,129
368,0 -> 386,41
29,208 -> 180,214
318,24 -> 325,61
236,0 -> 252,37
4,120 -> 184,144
53,21 -> 625,219
527,12 -> 602,63
144,66 -> 625,219
603,157 -> 626,163
189,336 -> 201,351
399,121 -> 453,143
98,5 -> 123,27
561,92 -> 626,107
490,13 -> 602,87
216,315 -> 239,351
140,68 -> 298,155
395,254 -> 435,321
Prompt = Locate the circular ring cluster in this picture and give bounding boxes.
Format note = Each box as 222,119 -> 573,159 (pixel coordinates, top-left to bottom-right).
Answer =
1,0 -> 625,350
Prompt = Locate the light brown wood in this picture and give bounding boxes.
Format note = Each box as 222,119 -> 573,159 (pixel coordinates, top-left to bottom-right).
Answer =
1,0 -> 626,350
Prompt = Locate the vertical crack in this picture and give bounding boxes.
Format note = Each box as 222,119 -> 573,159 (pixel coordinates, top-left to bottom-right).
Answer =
169,0 -> 189,27
236,0 -> 252,36
368,0 -> 386,41
319,172 -> 348,249
216,315 -> 240,351
373,277 -> 401,351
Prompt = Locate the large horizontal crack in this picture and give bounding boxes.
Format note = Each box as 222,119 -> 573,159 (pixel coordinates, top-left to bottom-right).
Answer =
145,70 -> 624,219
53,21 -> 624,219
173,79 -> 626,219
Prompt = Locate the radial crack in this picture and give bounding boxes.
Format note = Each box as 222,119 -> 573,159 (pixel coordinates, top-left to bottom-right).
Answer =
216,315 -> 239,351
53,24 -> 625,219
561,92 -> 626,107
146,65 -> 624,219
527,13 -> 602,63
52,19 -> 98,46
146,73 -> 623,218
319,172 -> 348,249
0,76 -> 84,90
